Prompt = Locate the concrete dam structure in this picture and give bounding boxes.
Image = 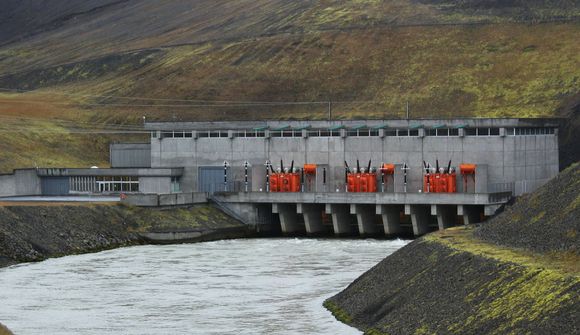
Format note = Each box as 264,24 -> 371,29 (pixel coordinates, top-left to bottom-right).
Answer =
0,118 -> 560,236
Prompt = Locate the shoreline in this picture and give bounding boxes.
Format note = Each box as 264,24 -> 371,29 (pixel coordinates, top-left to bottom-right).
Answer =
0,203 -> 252,269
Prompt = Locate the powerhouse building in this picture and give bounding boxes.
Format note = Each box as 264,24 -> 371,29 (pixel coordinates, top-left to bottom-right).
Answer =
0,118 -> 559,198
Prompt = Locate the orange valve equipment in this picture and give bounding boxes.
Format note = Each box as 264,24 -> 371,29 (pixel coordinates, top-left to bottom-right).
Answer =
380,164 -> 395,175
460,164 -> 476,193
303,164 -> 317,174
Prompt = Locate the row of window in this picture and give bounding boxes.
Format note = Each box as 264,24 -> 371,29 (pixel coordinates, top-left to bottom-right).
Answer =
154,127 -> 556,139
70,176 -> 140,193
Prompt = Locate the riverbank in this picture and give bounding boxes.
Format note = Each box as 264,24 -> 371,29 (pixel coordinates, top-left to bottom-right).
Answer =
325,163 -> 579,334
0,203 -> 251,268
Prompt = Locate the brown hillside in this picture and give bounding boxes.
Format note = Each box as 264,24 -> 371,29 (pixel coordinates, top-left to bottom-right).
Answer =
0,1 -> 578,171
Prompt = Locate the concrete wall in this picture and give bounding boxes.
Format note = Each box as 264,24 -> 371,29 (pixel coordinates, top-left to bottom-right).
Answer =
0,169 -> 42,197
110,143 -> 151,168
139,176 -> 172,194
150,132 -> 558,195
123,192 -> 207,207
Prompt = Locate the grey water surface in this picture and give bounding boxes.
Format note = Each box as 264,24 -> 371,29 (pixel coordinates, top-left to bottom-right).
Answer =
0,238 -> 408,335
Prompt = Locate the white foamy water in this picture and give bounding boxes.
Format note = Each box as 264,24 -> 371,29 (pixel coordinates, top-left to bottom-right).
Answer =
0,238 -> 408,335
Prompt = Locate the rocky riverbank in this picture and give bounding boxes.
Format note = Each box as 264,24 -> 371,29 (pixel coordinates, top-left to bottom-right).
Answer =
0,203 -> 251,268
325,163 -> 580,335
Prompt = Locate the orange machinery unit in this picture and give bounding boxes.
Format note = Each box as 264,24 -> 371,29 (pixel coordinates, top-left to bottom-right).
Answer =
269,160 -> 301,192
379,163 -> 395,192
345,160 -> 378,193
303,164 -> 317,192
460,163 -> 476,193
423,160 -> 457,193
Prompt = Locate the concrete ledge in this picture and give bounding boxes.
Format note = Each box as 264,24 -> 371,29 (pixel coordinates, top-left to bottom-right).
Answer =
213,192 -> 511,206
123,193 -> 207,207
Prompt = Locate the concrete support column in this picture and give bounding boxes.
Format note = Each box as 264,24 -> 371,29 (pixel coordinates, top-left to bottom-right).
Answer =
351,204 -> 380,235
272,203 -> 302,234
376,205 -> 402,235
405,204 -> 430,236
458,205 -> 482,225
431,205 -> 456,230
326,204 -> 354,236
297,204 -> 326,235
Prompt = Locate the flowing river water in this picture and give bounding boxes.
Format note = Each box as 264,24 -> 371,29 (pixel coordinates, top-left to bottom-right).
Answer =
0,238 -> 408,335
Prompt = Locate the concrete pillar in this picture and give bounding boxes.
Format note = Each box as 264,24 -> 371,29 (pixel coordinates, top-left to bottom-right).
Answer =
405,204 -> 431,236
297,204 -> 326,235
485,204 -> 502,217
376,205 -> 402,235
326,204 -> 354,236
458,205 -> 482,225
273,203 -> 302,234
351,204 -> 380,235
431,205 -> 456,230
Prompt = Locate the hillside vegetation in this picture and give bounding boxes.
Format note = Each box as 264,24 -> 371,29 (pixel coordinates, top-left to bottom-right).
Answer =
325,163 -> 580,334
0,1 -> 578,171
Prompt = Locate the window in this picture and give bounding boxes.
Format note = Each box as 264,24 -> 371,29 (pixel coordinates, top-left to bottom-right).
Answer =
161,131 -> 173,138
477,128 -> 489,136
427,129 -> 437,136
490,128 -> 500,136
507,128 -> 515,136
449,128 -> 459,136
358,129 -> 370,136
370,130 -> 379,136
151,131 -> 158,138
95,176 -> 139,193
437,129 -> 449,136
385,130 -> 397,137
331,130 -> 341,137
171,177 -> 181,193
409,129 -> 419,136
398,129 -> 409,136
308,130 -> 320,137
184,131 -> 193,138
466,128 -> 477,136
320,130 -> 330,137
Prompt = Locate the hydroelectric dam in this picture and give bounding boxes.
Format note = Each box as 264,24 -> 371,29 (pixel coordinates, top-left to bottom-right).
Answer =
0,118 -> 559,237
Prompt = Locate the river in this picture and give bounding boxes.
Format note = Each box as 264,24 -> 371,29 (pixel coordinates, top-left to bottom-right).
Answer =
0,238 -> 408,335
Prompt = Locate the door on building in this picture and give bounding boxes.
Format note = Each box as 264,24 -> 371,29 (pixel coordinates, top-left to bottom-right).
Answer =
198,166 -> 231,193
41,177 -> 70,196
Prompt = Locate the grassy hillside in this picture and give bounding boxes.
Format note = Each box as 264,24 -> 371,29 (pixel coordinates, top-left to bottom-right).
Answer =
325,163 -> 580,334
0,1 -> 578,171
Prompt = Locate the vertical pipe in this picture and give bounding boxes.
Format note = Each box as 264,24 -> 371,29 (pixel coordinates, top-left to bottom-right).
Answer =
381,166 -> 385,193
265,161 -> 270,192
244,161 -> 248,192
403,163 -> 408,193
223,161 -> 228,192
323,167 -> 327,192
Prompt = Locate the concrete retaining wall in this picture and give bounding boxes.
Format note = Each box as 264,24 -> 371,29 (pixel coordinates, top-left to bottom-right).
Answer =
123,192 -> 207,207
0,169 -> 42,197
